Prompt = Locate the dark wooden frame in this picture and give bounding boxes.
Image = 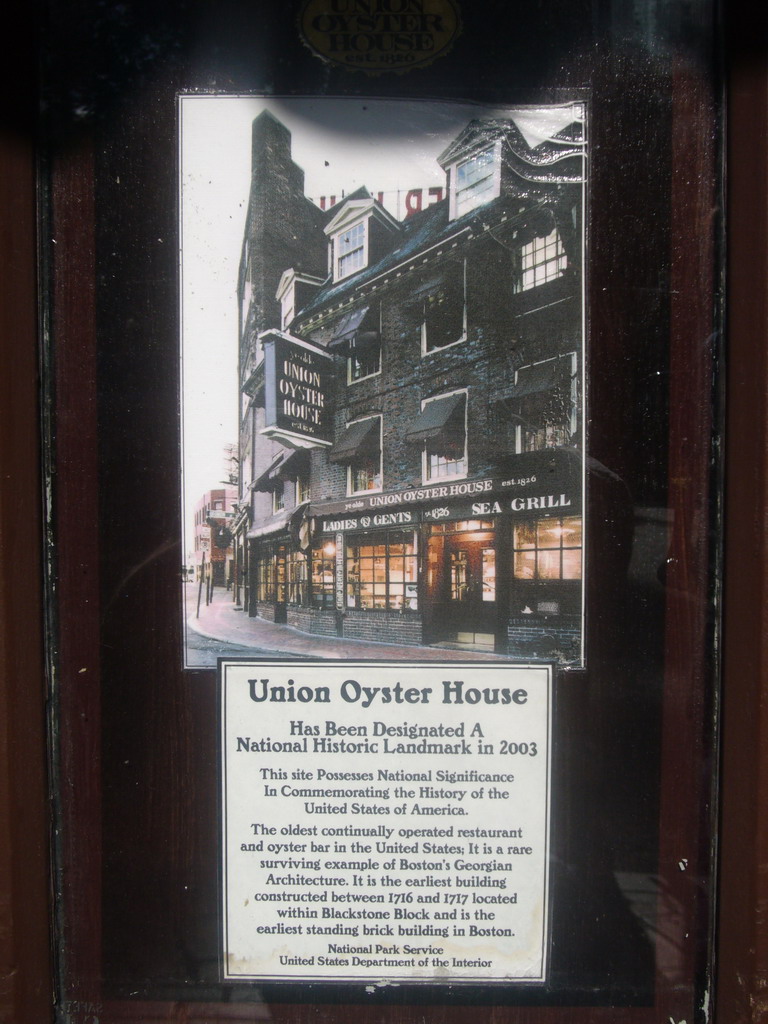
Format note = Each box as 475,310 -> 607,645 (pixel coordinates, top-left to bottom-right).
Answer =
2,3 -> 767,1022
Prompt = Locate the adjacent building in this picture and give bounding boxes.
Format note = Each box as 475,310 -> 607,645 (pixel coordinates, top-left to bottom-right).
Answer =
192,486 -> 238,586
231,106 -> 586,660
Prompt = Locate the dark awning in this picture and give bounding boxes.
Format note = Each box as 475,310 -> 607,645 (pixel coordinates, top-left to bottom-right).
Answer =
328,306 -> 378,353
406,392 -> 465,444
277,448 -> 310,480
328,418 -> 380,463
252,452 -> 287,492
507,359 -> 569,399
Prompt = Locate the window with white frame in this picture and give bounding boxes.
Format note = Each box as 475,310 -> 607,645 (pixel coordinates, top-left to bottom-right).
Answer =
349,454 -> 381,495
272,484 -> 285,514
451,144 -> 501,219
336,221 -> 366,280
342,416 -> 382,495
422,261 -> 466,354
515,229 -> 568,292
348,342 -> 381,383
296,474 -> 311,504
420,391 -> 467,482
513,353 -> 577,453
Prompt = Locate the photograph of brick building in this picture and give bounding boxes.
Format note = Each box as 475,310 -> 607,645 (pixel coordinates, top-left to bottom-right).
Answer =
191,486 -> 237,586
220,101 -> 586,662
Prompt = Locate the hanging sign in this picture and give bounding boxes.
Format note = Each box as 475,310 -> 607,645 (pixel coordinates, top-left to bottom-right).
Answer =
261,330 -> 334,448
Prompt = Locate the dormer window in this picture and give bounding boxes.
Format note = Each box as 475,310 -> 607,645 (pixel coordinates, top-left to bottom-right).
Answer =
336,222 -> 366,279
275,269 -> 324,331
449,142 -> 502,220
325,195 -> 400,284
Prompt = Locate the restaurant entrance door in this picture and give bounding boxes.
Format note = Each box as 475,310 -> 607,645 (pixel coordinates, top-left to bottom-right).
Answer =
426,522 -> 497,649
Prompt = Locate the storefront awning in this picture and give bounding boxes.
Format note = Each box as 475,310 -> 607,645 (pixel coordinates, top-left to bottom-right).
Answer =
246,513 -> 290,539
328,418 -> 380,463
507,359 -> 569,399
406,392 -> 465,444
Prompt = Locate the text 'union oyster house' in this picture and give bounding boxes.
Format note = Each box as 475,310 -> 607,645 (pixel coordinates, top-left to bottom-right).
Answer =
230,105 -> 586,661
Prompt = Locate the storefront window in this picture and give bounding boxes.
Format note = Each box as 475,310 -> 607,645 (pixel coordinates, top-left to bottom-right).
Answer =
255,547 -> 276,602
346,530 -> 418,611
286,548 -> 307,605
513,516 -> 582,580
482,548 -> 496,600
430,519 -> 494,534
275,543 -> 287,602
311,542 -> 336,609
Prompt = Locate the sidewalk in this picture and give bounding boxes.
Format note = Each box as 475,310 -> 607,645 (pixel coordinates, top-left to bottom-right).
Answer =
185,583 -> 506,661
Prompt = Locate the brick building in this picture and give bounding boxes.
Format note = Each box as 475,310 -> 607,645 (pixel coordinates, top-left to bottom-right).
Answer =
192,486 -> 237,586
231,107 -> 586,660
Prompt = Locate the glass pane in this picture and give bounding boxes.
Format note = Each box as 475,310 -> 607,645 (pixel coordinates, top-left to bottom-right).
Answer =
537,519 -> 564,548
514,550 -> 536,579
538,549 -> 561,579
514,522 -> 536,548
561,516 -> 583,545
562,549 -> 582,579
482,548 -> 496,601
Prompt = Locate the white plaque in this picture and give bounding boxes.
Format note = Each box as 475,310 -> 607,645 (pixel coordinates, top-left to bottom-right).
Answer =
220,661 -> 552,983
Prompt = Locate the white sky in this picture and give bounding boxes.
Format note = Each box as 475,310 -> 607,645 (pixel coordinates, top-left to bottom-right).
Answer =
179,95 -> 526,560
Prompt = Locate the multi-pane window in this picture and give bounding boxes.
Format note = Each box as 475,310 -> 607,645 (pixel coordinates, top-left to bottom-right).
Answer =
515,229 -> 568,292
255,548 -> 276,602
454,147 -> 499,218
346,530 -> 418,611
349,459 -> 382,494
286,548 -> 307,605
422,393 -> 467,481
272,485 -> 285,514
336,222 -> 366,280
427,445 -> 466,480
513,516 -> 582,580
311,542 -> 336,609
482,548 -> 496,601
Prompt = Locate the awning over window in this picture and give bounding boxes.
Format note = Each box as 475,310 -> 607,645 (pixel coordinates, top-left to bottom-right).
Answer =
329,418 -> 380,463
406,392 -> 465,444
507,359 -> 569,399
252,452 -> 287,492
328,306 -> 378,353
277,448 -> 310,480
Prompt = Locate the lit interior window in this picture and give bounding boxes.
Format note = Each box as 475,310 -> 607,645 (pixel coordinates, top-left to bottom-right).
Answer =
513,516 -> 582,580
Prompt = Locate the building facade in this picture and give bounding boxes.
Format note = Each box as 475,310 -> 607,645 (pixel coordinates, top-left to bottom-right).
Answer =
192,486 -> 237,586
232,107 -> 586,660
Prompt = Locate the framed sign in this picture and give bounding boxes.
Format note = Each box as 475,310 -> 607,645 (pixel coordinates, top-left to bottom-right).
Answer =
32,0 -> 728,1020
